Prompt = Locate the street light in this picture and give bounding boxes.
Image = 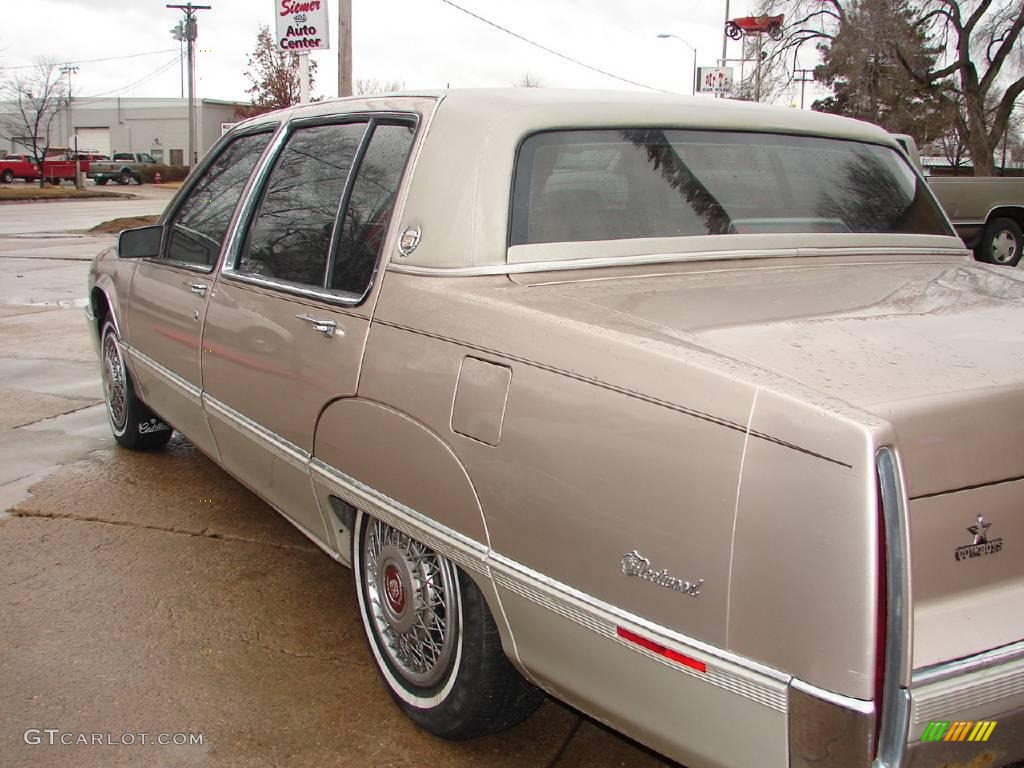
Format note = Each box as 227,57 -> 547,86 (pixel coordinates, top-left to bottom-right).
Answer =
657,33 -> 698,96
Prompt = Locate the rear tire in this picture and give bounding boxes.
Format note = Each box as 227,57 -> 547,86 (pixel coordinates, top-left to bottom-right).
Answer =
118,169 -> 131,185
95,178 -> 108,185
978,217 -> 1022,266
353,511 -> 543,739
99,319 -> 173,450
1,170 -> 12,183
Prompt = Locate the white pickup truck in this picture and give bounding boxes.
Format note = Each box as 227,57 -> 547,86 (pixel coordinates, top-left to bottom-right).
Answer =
894,135 -> 1024,266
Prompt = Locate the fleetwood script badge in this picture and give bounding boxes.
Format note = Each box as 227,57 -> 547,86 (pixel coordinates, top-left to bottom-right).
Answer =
621,550 -> 703,596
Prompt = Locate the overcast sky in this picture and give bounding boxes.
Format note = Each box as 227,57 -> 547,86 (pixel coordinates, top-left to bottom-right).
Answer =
2,0 -> 830,105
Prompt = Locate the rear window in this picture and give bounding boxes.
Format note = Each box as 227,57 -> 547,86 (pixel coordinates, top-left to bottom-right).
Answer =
113,153 -> 133,161
510,129 -> 952,245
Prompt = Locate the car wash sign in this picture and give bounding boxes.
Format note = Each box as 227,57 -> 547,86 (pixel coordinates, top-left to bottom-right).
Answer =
276,0 -> 330,51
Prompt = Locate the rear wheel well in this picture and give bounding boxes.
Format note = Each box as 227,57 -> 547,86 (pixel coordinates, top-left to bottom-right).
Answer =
988,206 -> 1024,228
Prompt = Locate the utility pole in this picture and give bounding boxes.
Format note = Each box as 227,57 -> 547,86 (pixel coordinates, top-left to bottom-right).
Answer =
338,0 -> 352,97
59,64 -> 80,187
794,68 -> 814,109
167,3 -> 210,167
171,20 -> 186,97
720,0 -> 730,99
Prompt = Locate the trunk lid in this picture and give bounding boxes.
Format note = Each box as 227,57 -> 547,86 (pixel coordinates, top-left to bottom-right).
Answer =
520,255 -> 1024,669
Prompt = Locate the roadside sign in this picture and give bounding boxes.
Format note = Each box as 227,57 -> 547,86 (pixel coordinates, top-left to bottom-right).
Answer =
697,67 -> 734,93
275,0 -> 330,51
221,122 -> 238,136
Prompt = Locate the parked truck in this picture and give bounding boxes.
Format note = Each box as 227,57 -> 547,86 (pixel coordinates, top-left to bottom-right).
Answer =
894,134 -> 1024,266
87,152 -> 157,185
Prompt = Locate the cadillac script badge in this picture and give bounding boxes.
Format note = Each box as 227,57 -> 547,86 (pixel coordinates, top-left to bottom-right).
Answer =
621,550 -> 703,596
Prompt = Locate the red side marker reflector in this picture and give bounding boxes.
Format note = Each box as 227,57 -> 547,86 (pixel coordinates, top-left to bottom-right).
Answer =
616,627 -> 707,673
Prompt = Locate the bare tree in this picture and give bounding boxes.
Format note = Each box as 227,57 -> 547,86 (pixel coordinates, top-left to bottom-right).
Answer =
515,73 -> 544,88
238,25 -> 317,118
760,0 -> 1024,174
0,60 -> 66,187
352,78 -> 404,95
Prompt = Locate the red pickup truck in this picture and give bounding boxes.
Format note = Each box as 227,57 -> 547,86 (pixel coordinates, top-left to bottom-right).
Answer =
0,155 -> 41,183
42,153 -> 110,184
0,152 -> 109,184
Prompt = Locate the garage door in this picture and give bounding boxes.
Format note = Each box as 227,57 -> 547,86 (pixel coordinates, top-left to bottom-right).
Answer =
75,127 -> 110,157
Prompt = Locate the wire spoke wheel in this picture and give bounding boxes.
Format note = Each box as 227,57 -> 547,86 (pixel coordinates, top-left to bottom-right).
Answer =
101,329 -> 128,432
362,518 -> 459,688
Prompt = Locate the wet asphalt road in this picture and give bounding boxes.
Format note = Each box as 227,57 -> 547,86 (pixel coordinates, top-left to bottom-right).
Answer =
0,192 -> 672,766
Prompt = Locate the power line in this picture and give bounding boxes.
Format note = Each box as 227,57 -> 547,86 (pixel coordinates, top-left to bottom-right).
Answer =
5,49 -> 181,70
435,0 -> 678,94
78,54 -> 183,99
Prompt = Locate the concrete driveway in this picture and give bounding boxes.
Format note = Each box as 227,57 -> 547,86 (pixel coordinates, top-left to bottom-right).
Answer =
0,196 -> 672,766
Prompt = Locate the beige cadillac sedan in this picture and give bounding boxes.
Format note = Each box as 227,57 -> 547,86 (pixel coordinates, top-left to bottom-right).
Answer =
86,89 -> 1024,768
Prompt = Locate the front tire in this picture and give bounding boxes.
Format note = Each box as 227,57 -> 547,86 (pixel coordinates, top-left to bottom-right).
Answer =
1,170 -> 12,183
100,319 -> 173,450
353,511 -> 543,739
979,217 -> 1022,266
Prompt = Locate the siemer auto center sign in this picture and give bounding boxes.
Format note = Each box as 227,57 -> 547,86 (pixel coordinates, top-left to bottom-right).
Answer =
275,0 -> 330,51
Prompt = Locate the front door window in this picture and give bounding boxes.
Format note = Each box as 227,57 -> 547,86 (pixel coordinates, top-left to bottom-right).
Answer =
164,131 -> 273,269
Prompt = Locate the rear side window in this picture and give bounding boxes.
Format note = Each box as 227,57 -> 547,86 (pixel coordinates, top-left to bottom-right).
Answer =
238,122 -> 368,286
164,130 -> 272,268
328,122 -> 415,295
510,129 -> 952,245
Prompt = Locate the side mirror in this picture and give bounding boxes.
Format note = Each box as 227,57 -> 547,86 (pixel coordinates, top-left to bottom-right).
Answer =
118,225 -> 163,259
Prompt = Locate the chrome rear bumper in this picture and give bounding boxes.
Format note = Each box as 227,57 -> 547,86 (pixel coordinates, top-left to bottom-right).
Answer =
904,641 -> 1024,767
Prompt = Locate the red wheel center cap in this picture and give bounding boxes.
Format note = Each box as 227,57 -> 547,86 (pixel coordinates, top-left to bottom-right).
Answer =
384,565 -> 405,613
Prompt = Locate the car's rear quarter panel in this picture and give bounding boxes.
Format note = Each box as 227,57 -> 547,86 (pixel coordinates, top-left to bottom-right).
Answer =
356,275 -> 793,768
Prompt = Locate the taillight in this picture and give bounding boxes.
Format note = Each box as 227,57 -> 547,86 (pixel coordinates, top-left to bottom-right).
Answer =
874,481 -> 887,759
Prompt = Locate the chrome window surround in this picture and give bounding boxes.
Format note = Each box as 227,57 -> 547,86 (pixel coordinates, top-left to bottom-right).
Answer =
146,122 -> 280,275
874,447 -> 912,768
388,246 -> 971,278
505,129 -> 957,252
219,111 -> 421,308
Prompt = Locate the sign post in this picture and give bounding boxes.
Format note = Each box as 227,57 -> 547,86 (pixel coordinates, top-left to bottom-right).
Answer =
68,134 -> 82,189
274,0 -> 330,104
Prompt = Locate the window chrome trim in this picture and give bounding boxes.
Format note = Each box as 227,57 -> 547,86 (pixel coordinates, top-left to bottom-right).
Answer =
156,123 -> 280,275
220,111 -> 421,309
874,446 -> 912,768
217,269 -> 367,308
160,121 -> 280,229
388,246 -> 971,278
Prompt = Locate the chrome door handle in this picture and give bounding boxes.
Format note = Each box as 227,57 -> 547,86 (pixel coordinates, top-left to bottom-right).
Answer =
295,312 -> 340,338
184,282 -> 208,296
